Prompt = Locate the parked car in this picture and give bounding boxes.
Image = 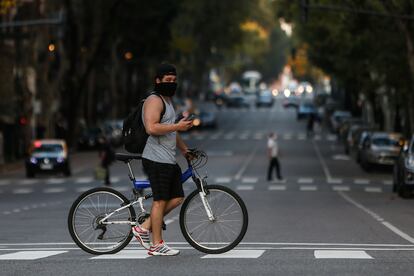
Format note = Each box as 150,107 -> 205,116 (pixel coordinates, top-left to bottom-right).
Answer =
359,132 -> 404,171
393,135 -> 414,198
282,96 -> 300,109
226,95 -> 250,108
338,118 -> 364,143
344,124 -> 378,155
103,120 -> 123,147
256,90 -> 274,107
297,102 -> 317,120
192,110 -> 218,129
25,139 -> 71,178
330,110 -> 352,133
77,127 -> 105,150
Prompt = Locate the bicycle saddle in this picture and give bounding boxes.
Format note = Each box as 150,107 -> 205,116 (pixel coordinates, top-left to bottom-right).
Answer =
115,153 -> 142,162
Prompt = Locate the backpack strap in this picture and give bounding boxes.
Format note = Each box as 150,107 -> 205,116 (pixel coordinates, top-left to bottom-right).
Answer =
149,92 -> 166,121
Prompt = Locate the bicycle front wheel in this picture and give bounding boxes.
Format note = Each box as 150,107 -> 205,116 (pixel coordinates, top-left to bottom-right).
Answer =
68,187 -> 136,255
180,185 -> 248,254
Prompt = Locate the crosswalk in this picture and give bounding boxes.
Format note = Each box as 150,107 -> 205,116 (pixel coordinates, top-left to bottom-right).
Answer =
0,248 -> 405,261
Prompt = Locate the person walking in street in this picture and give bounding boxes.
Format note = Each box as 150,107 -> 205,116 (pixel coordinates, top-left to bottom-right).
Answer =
98,137 -> 115,186
267,132 -> 283,181
307,113 -> 316,138
132,63 -> 193,256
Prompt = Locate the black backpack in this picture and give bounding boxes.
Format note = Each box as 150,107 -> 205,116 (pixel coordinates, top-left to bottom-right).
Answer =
122,93 -> 166,154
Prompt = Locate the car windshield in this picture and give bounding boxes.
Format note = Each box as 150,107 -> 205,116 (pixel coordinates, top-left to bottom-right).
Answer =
372,137 -> 400,147
33,144 -> 63,153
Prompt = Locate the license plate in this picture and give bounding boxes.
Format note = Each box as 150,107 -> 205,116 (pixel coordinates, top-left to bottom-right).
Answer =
40,164 -> 53,170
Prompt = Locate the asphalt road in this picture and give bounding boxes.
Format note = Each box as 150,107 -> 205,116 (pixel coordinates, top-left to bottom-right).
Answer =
1,99 -> 414,276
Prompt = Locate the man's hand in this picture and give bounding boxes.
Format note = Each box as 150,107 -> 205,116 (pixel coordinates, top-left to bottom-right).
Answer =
176,118 -> 193,132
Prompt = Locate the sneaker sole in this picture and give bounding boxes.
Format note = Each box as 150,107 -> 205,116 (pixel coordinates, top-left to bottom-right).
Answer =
148,251 -> 180,256
132,229 -> 152,250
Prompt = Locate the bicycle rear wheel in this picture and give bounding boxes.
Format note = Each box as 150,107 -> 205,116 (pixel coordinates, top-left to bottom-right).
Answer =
179,185 -> 248,254
68,187 -> 136,255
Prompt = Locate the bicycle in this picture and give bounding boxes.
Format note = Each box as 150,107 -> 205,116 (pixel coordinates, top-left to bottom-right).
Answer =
68,149 -> 248,255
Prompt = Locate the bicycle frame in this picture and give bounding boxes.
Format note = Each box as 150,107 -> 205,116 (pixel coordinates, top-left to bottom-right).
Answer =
99,159 -> 214,226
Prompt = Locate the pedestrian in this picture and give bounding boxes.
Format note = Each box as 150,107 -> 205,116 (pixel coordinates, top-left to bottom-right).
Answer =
307,113 -> 315,137
267,132 -> 283,181
132,63 -> 193,256
98,137 -> 114,186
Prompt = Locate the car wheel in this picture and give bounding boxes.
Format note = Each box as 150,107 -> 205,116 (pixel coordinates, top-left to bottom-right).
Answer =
26,170 -> 35,178
398,184 -> 412,198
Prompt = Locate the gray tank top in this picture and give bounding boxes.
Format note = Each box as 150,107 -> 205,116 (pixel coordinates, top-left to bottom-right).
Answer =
142,94 -> 176,164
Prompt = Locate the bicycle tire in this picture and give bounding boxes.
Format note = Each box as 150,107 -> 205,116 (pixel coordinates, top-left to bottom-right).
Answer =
68,187 -> 136,255
179,185 -> 248,254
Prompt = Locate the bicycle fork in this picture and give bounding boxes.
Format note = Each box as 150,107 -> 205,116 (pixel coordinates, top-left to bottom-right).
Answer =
196,177 -> 216,222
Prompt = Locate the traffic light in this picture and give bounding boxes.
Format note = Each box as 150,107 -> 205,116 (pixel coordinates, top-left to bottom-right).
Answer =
300,0 -> 309,22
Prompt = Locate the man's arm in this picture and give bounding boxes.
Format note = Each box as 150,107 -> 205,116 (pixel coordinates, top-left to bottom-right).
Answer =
143,96 -> 192,136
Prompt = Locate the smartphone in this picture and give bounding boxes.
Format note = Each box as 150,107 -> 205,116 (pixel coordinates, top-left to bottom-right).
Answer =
185,114 -> 196,121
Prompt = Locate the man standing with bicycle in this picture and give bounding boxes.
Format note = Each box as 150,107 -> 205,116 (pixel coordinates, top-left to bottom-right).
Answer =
132,63 -> 193,256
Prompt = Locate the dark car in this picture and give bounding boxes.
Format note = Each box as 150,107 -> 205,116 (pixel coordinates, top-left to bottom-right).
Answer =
226,95 -> 250,108
78,127 -> 105,150
103,120 -> 123,147
393,135 -> 414,198
297,102 -> 317,120
330,110 -> 352,133
192,110 -> 218,129
359,132 -> 404,171
344,124 -> 377,155
25,139 -> 71,178
256,90 -> 274,107
338,118 -> 364,143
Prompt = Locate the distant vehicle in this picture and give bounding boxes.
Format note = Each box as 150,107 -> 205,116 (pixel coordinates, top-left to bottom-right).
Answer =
256,90 -> 274,107
25,139 -> 71,178
330,110 -> 352,133
359,132 -> 404,171
297,102 -> 317,120
344,124 -> 377,155
338,118 -> 364,144
103,120 -> 123,147
226,95 -> 250,108
282,96 -> 300,109
393,135 -> 414,198
192,110 -> 218,129
77,127 -> 105,150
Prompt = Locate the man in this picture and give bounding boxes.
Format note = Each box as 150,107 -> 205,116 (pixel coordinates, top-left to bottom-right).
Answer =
132,63 -> 193,256
267,132 -> 283,181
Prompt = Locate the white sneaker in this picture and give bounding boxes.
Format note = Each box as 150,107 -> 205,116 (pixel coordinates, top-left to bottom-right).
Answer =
148,240 -> 180,256
132,225 -> 152,250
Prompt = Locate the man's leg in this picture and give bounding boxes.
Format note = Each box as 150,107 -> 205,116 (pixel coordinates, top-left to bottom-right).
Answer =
141,197 -> 184,231
275,158 -> 282,180
267,158 -> 275,181
150,200 -> 167,245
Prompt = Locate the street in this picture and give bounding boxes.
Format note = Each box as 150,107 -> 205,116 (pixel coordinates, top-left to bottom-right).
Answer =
1,101 -> 414,275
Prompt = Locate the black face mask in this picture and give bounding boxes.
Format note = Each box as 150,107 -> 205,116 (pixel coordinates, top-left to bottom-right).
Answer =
154,82 -> 177,97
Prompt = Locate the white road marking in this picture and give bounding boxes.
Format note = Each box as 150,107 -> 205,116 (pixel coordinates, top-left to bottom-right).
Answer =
91,250 -> 150,259
13,188 -> 33,194
354,179 -> 370,185
298,134 -> 306,140
283,134 -> 292,140
327,178 -> 343,184
339,192 -> 414,244
268,185 -> 286,191
75,177 -> 93,184
383,180 -> 393,185
234,142 -> 260,180
298,178 -> 314,184
195,135 -> 204,140
215,177 -> 231,184
242,177 -> 258,184
326,135 -> 338,141
43,188 -> 66,193
46,178 -> 65,185
332,186 -> 350,192
116,186 -> 130,192
314,250 -> 373,259
300,186 -> 317,191
313,135 -> 322,141
365,187 -> 382,193
332,155 -> 351,161
224,133 -> 235,140
75,187 -> 94,193
312,140 -> 333,181
111,177 -> 121,183
20,179 -> 38,185
201,250 -> 265,259
206,151 -> 233,157
236,185 -> 254,191
0,180 -> 11,186
0,251 -> 67,260
271,179 -> 287,183
253,134 -> 264,140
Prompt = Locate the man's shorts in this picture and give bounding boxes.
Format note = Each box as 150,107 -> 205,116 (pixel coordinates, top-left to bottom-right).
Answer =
142,158 -> 184,201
